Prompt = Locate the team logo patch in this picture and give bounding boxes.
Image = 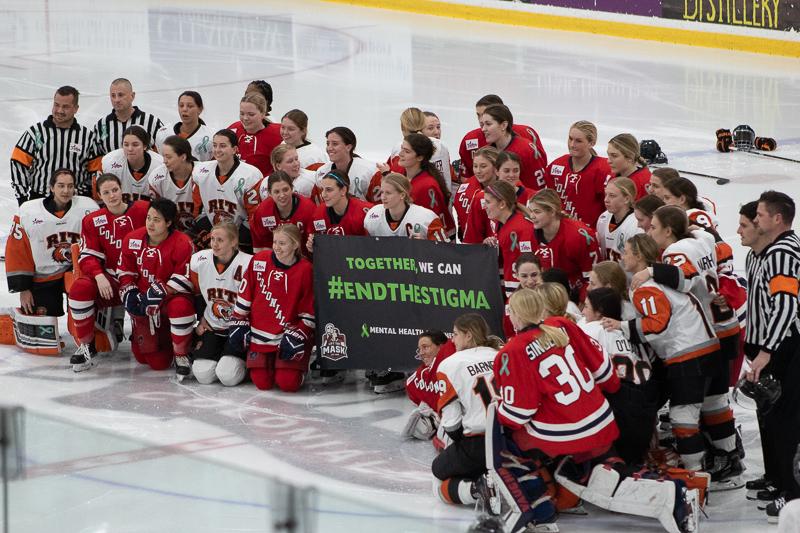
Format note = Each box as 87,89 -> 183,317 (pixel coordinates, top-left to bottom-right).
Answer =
457,183 -> 469,194
252,260 -> 266,272
93,215 -> 108,227
519,241 -> 532,253
68,143 -> 83,154
550,165 -> 565,176
129,239 -> 142,250
320,323 -> 348,361
313,220 -> 327,231
32,218 -> 43,225
261,216 -> 277,228
51,242 -> 72,263
111,161 -> 122,169
465,139 -> 479,151
210,299 -> 233,321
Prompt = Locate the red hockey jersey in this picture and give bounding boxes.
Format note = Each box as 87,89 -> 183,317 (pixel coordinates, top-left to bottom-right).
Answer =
117,227 -> 194,295
494,321 -> 619,457
453,176 -> 483,238
310,197 -> 372,236
464,185 -> 534,245
227,121 -> 281,176
544,154 -> 612,228
533,218 -> 599,298
250,194 -> 316,253
79,200 -> 149,279
409,170 -> 455,236
458,124 -> 547,184
233,251 -> 315,353
624,167 -> 652,200
494,210 -> 535,299
406,340 -> 457,409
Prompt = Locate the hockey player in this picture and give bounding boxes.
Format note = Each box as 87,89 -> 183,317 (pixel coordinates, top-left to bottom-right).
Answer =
596,177 -> 643,263
314,127 -> 381,202
482,181 -> 535,300
227,92 -> 281,176
191,129 -> 262,252
250,172 -> 315,253
423,111 -> 441,140
154,91 -> 215,162
68,174 -> 148,371
495,152 -> 536,206
528,189 -> 600,300
588,261 -> 636,320
306,170 -> 371,251
6,169 -> 99,318
148,135 -> 197,233
260,144 -> 317,199
607,133 -> 651,200
385,108 -> 455,190
480,104 -> 545,191
229,223 -> 314,392
544,121 -> 612,228
661,177 -> 719,230
101,126 -> 164,202
634,194 -> 665,232
647,167 -> 679,201
117,198 -> 195,377
457,94 -> 547,186
433,314 -> 502,506
455,147 -> 497,243
189,222 -> 252,386
365,173 -> 447,240
279,109 -> 328,171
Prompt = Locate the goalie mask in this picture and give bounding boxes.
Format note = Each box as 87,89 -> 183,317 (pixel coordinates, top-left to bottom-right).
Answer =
733,375 -> 781,412
732,125 -> 755,151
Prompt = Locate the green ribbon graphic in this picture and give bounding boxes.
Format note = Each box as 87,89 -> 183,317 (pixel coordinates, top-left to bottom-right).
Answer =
578,228 -> 593,246
361,323 -> 370,338
499,353 -> 510,376
428,189 -> 438,208
198,136 -> 210,153
510,231 -> 518,252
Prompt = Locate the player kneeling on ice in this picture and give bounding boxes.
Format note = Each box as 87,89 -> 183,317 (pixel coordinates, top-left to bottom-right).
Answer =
228,223 -> 314,392
432,314 -> 502,506
118,199 -> 196,376
68,174 -> 148,371
188,222 -> 252,385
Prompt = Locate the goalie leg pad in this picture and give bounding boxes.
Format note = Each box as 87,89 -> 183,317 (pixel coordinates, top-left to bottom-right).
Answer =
216,355 -> 246,387
7,309 -> 61,356
192,359 -> 218,384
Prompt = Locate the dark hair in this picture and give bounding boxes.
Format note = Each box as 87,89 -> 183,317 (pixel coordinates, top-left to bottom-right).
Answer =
123,125 -> 151,147
481,104 -> 513,134
325,127 -> 358,158
404,133 -> 451,204
651,167 -> 680,183
627,234 -> 661,266
321,169 -> 350,193
423,111 -> 439,119
759,190 -> 795,224
267,171 -> 294,192
162,135 -> 196,163
634,194 -> 665,218
664,177 -> 704,210
419,329 -> 448,346
56,85 -> 80,105
247,80 -> 273,113
149,198 -> 178,230
96,173 -> 122,192
282,109 -> 309,141
586,287 -> 622,321
49,168 -> 76,188
541,268 -> 579,304
739,200 -> 758,221
214,128 -> 238,147
178,90 -> 203,109
495,151 -> 521,170
476,94 -> 504,108
514,252 -> 541,272
653,205 -> 693,241
484,180 -> 530,218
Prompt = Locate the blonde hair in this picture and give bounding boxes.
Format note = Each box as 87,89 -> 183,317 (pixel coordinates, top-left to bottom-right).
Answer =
536,283 -> 570,319
400,107 -> 427,137
241,93 -> 267,115
270,144 -> 296,170
607,177 -> 637,210
211,221 -> 239,246
474,146 -> 500,166
569,120 -> 598,156
508,289 -> 569,347
453,313 -> 503,350
626,233 -> 660,266
273,224 -> 302,257
592,261 -> 629,301
484,180 -> 531,218
608,133 -> 647,168
529,188 -> 563,219
381,172 -> 412,204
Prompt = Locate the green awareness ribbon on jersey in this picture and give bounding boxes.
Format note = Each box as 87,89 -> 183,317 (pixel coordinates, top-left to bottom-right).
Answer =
198,136 -> 210,153
428,189 -> 438,209
234,177 -> 245,198
510,231 -> 518,252
578,228 -> 593,246
361,323 -> 370,338
499,353 -> 510,376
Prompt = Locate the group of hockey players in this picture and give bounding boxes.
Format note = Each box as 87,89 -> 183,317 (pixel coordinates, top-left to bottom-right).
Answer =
6,80 -> 800,530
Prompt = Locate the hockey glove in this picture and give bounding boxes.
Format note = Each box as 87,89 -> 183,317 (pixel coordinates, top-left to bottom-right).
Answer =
715,128 -> 733,152
755,136 -> 777,151
122,287 -> 145,316
143,282 -> 167,317
278,326 -> 307,361
226,319 -> 251,354
190,215 -> 213,251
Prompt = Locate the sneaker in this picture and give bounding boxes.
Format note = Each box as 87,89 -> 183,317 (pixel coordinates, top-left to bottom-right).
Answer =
707,451 -> 745,492
175,355 -> 191,381
372,371 -> 406,394
70,342 -> 97,372
766,495 -> 788,524
756,488 -> 782,510
746,476 -> 775,500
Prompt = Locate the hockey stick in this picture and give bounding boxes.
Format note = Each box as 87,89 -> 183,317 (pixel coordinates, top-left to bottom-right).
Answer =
733,148 -> 800,164
651,164 -> 730,185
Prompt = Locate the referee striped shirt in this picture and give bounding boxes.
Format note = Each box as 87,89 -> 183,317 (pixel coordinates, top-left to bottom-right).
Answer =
91,106 -> 163,157
745,230 -> 800,355
10,116 -> 99,202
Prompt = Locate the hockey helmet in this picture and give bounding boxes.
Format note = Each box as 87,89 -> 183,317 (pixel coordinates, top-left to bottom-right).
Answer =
733,375 -> 781,412
732,125 -> 755,151
639,140 -> 668,165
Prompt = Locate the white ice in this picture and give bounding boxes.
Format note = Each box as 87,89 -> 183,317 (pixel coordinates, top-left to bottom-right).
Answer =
0,0 -> 799,531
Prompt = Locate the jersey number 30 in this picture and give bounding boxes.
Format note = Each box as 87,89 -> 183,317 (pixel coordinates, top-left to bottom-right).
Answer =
539,346 -> 594,406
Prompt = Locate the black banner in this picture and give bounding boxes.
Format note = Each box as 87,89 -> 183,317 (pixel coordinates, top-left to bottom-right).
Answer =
313,236 -> 504,370
662,0 -> 799,31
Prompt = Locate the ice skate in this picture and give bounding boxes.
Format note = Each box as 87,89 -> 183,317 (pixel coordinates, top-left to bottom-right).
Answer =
70,342 -> 97,373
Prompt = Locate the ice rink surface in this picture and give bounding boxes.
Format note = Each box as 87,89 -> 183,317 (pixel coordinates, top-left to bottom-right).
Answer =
0,0 -> 799,531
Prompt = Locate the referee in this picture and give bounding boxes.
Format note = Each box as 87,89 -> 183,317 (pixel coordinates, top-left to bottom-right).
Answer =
91,78 -> 162,157
745,190 -> 800,523
10,86 -> 99,204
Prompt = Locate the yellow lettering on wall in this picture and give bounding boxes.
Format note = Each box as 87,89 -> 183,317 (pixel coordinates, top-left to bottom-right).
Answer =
726,0 -> 732,23
752,0 -> 760,26
684,0 -> 699,19
706,0 -> 716,22
743,0 -> 752,24
732,0 -> 741,23
762,0 -> 773,27
773,0 -> 780,29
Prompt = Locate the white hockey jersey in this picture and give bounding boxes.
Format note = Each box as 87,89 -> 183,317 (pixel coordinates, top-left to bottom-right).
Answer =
258,168 -> 317,201
154,121 -> 216,162
579,319 -> 652,385
315,157 -> 380,201
436,346 -> 499,437
148,164 -> 195,232
193,160 -> 262,227
363,204 -> 447,241
388,136 -> 453,180
189,249 -> 253,331
686,208 -> 719,230
101,149 -> 164,203
596,210 -> 642,262
296,141 -> 328,170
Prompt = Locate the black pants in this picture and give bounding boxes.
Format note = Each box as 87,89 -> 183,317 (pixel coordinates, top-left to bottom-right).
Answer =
608,378 -> 660,465
31,279 -> 66,317
432,435 -> 485,481
192,329 -> 243,361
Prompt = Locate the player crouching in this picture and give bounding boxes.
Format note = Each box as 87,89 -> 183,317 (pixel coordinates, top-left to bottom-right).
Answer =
118,199 -> 196,377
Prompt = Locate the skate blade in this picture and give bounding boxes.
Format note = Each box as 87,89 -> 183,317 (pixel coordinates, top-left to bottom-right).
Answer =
72,360 -> 95,373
